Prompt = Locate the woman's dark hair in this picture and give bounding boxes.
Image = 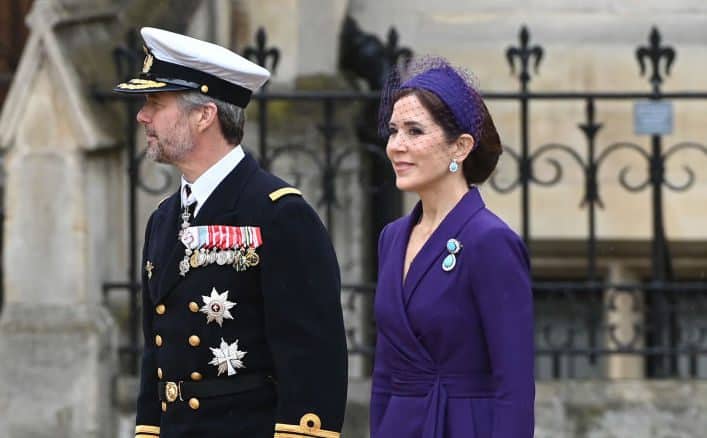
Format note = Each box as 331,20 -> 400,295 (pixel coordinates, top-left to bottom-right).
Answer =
393,88 -> 502,184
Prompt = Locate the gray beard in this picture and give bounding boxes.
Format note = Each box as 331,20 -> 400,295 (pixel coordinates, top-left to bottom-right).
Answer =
145,137 -> 193,164
145,143 -> 162,162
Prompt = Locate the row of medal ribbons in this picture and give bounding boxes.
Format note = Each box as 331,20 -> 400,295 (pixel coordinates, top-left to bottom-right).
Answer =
179,225 -> 263,275
181,225 -> 263,250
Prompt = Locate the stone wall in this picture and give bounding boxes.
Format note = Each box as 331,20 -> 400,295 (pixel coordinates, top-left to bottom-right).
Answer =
0,1 -> 205,437
0,1 -> 123,435
535,380 -> 707,438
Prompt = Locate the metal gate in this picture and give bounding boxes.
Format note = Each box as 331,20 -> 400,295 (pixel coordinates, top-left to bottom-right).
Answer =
100,21 -> 707,379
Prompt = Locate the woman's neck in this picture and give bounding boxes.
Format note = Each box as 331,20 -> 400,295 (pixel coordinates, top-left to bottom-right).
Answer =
416,179 -> 471,230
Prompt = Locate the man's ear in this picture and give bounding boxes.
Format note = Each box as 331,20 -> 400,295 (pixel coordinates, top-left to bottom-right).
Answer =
195,102 -> 218,133
453,133 -> 475,162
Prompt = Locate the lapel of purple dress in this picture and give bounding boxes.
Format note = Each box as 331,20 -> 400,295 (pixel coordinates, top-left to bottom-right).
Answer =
401,188 -> 486,308
376,207 -> 437,368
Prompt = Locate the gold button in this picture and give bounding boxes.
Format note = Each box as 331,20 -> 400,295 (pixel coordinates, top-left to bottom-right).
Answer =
161,401 -> 167,412
200,84 -> 209,93
190,371 -> 203,381
189,302 -> 199,312
155,335 -> 163,347
189,397 -> 200,410
157,367 -> 163,379
188,335 -> 200,347
155,304 -> 166,315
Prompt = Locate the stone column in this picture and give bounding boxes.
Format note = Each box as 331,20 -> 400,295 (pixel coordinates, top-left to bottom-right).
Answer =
605,261 -> 645,379
0,1 -> 124,436
234,0 -> 348,84
187,0 -> 233,47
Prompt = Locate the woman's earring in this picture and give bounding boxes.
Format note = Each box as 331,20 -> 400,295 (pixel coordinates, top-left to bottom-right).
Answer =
449,159 -> 459,173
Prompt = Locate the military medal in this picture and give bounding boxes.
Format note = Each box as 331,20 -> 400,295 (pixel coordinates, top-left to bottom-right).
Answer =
145,261 -> 154,279
179,225 -> 264,274
179,257 -> 190,276
200,287 -> 236,326
233,250 -> 244,272
198,249 -> 208,266
190,250 -> 200,268
209,338 -> 247,376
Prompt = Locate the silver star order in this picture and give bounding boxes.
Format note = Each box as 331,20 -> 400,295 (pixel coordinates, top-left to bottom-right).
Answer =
200,287 -> 236,326
209,338 -> 247,376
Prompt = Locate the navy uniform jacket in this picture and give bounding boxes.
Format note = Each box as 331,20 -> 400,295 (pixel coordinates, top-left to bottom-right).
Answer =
135,153 -> 348,438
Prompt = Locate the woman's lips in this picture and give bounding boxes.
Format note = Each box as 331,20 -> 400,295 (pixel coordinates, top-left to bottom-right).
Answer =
393,162 -> 414,173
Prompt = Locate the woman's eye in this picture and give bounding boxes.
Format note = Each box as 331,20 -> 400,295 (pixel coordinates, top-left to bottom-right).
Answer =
388,127 -> 398,135
408,128 -> 423,135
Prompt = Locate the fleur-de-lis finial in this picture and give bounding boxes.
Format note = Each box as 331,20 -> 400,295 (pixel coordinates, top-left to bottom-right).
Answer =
506,26 -> 544,89
243,27 -> 280,77
636,27 -> 675,93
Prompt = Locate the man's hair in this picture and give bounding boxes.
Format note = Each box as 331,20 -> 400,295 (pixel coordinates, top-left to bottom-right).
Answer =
177,91 -> 246,145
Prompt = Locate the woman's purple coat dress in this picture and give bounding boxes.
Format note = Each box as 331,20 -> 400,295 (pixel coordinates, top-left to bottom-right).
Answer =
371,188 -> 535,438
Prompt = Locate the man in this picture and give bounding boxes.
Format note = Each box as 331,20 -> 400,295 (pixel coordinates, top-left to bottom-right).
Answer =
113,28 -> 348,438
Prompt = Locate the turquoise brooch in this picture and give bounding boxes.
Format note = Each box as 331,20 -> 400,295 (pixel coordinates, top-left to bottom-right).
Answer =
442,238 -> 462,272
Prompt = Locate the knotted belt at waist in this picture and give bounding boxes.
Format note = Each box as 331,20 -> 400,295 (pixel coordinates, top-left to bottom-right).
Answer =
388,371 -> 497,398
158,373 -> 272,403
382,370 -> 498,438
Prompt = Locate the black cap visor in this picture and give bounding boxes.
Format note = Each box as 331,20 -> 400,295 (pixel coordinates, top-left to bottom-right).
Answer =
112,56 -> 253,108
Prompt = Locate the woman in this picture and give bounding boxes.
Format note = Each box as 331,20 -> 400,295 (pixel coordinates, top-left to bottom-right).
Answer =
371,57 -> 535,438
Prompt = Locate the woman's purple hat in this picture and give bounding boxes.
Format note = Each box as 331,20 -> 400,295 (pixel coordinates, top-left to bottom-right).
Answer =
378,56 -> 484,140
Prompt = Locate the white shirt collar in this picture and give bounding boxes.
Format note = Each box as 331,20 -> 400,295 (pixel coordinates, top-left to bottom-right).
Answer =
180,145 -> 245,216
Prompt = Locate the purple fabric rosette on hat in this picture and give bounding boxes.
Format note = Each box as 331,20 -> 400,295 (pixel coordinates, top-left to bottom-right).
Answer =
378,57 -> 484,141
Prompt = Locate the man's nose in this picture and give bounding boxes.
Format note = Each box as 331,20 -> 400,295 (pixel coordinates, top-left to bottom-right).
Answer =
136,106 -> 150,124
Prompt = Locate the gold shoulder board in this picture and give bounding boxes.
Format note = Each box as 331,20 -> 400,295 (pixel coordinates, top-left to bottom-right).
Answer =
269,187 -> 303,202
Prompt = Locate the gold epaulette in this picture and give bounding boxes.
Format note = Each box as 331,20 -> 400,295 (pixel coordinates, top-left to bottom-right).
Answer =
269,187 -> 303,202
135,424 -> 159,437
274,413 -> 339,438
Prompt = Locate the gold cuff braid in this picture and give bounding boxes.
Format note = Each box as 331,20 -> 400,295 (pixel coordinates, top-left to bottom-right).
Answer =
135,424 -> 160,437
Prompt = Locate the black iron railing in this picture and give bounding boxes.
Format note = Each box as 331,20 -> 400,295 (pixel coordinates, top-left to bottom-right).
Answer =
97,22 -> 707,379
